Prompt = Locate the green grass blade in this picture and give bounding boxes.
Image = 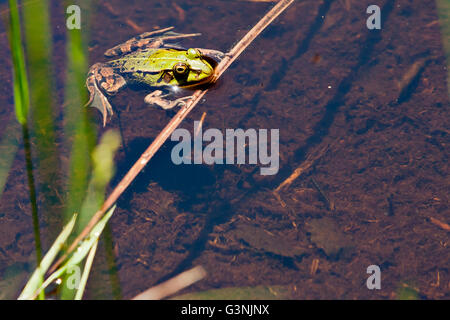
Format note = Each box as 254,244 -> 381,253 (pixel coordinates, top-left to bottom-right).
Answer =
78,130 -> 121,229
61,130 -> 121,299
63,3 -> 96,222
57,205 -> 116,299
7,0 -> 45,298
74,239 -> 98,300
7,0 -> 29,125
22,205 -> 115,300
60,2 -> 96,298
18,213 -> 78,300
22,0 -> 62,238
65,205 -> 116,267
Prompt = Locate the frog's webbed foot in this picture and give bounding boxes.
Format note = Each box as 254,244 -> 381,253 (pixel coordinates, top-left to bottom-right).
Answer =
104,26 -> 201,57
86,64 -> 113,127
144,90 -> 193,110
85,63 -> 126,126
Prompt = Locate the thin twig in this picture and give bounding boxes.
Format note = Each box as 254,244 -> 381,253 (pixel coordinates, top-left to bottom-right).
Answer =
429,217 -> 450,232
49,0 -> 294,274
272,143 -> 330,209
132,266 -> 206,300
274,143 -> 330,193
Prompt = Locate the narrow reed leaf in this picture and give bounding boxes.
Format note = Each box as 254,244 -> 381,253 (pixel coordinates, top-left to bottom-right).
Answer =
7,0 -> 43,297
61,130 -> 120,299
74,239 -> 98,300
64,17 -> 96,223
22,0 -> 62,236
18,213 -> 78,300
27,205 -> 116,300
7,0 -> 30,125
58,205 -> 116,279
78,130 -> 121,232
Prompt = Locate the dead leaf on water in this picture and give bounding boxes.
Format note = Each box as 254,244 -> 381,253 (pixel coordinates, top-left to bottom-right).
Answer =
227,224 -> 307,258
306,217 -> 354,259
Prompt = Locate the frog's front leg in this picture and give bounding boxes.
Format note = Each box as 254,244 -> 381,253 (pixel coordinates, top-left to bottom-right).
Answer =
144,90 -> 193,110
85,63 -> 126,126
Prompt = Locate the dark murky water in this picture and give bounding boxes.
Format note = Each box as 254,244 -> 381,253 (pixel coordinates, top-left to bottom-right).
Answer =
0,0 -> 448,299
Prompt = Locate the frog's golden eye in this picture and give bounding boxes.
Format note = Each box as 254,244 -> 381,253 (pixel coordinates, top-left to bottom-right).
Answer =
173,62 -> 188,74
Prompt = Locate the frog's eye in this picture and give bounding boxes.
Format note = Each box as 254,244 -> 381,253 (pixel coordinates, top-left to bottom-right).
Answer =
186,48 -> 200,59
173,62 -> 189,74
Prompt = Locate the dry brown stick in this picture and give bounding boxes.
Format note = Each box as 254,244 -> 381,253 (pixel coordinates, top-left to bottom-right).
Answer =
132,265 -> 207,300
274,143 -> 330,193
429,217 -> 450,232
272,143 -> 330,209
49,0 -> 294,274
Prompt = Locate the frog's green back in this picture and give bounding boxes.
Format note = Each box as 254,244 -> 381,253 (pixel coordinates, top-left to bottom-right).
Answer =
110,49 -> 173,72
107,48 -> 214,87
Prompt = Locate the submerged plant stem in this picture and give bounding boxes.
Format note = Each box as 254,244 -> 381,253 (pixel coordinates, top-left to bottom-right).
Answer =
22,125 -> 41,261
6,0 -> 44,299
22,123 -> 44,300
49,0 -> 294,274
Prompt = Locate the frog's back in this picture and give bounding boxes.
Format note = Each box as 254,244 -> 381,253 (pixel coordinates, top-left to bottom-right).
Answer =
109,48 -> 185,73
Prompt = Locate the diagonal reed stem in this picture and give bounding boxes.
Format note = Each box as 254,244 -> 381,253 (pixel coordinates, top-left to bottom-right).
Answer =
49,0 -> 294,274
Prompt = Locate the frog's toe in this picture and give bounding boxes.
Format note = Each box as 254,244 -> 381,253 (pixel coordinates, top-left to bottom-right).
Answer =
144,90 -> 192,110
85,71 -> 98,107
86,83 -> 114,126
174,95 -> 194,106
98,95 -> 114,127
84,91 -> 95,108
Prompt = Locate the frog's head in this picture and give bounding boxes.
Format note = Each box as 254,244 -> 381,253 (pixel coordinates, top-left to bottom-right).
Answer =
173,48 -> 215,87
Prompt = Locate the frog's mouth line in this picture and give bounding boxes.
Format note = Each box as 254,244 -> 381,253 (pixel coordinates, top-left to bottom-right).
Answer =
179,73 -> 215,88
169,67 -> 215,88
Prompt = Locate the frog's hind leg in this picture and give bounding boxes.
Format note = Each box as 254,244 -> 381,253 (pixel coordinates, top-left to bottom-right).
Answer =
85,63 -> 126,126
104,27 -> 201,57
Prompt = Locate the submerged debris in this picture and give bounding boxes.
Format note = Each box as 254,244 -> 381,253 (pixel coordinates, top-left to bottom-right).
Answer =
306,217 -> 354,259
397,58 -> 429,103
211,223 -> 307,258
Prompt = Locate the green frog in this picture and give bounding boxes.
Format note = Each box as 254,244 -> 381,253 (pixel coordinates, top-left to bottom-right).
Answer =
86,27 -> 224,126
